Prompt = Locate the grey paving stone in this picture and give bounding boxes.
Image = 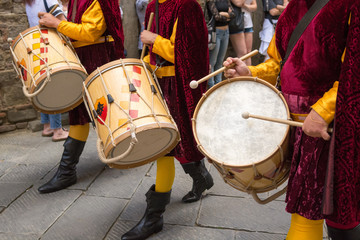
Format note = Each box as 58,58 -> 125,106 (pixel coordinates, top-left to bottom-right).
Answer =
147,225 -> 236,240
0,129 -> 45,148
198,195 -> 291,234
0,233 -> 40,240
106,221 -> 236,240
23,141 -> 65,165
0,161 -> 17,177
0,182 -> 32,207
86,164 -> 151,199
0,144 -> 33,163
236,231 -> 286,240
105,220 -> 135,240
0,163 -> 54,183
0,188 -> 81,234
41,195 -> 127,240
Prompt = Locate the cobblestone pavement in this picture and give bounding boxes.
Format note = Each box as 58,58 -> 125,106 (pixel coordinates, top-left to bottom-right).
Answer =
0,127 -> 329,239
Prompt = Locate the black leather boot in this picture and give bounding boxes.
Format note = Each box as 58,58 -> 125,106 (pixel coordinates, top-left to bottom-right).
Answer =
181,158 -> 214,203
122,185 -> 171,240
38,137 -> 86,194
327,224 -> 360,240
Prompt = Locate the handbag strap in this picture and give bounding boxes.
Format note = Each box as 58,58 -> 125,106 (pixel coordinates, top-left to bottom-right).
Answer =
282,0 -> 330,66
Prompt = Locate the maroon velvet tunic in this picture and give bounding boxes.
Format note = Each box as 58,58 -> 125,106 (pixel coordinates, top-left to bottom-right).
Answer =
144,0 -> 209,163
276,0 -> 360,224
67,0 -> 125,125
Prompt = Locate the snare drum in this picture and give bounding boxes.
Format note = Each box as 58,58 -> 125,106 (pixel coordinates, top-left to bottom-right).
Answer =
193,77 -> 291,204
10,26 -> 87,114
84,58 -> 180,169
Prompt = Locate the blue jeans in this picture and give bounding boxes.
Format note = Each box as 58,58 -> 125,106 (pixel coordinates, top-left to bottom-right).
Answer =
40,113 -> 62,129
208,27 -> 229,89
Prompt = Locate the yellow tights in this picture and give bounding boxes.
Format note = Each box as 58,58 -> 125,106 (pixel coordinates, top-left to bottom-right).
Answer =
69,123 -> 90,142
155,157 -> 175,193
286,214 -> 324,240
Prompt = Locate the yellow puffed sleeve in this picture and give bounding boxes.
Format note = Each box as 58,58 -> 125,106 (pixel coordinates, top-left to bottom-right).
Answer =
312,82 -> 338,124
248,35 -> 282,86
57,0 -> 106,42
152,19 -> 177,64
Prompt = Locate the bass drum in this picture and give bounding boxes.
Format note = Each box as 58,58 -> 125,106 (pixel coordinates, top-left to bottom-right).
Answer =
192,76 -> 291,204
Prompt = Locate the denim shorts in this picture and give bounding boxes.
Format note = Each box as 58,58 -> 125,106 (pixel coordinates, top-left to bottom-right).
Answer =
244,27 -> 253,33
229,27 -> 254,34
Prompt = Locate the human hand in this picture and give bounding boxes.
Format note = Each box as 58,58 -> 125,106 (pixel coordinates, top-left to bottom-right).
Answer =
38,12 -> 62,28
140,30 -> 158,45
219,12 -> 231,21
223,57 -> 251,78
302,109 -> 330,140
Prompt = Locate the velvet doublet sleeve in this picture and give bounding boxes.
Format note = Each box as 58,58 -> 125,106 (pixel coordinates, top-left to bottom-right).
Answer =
250,34 -> 338,121
57,0 -> 106,42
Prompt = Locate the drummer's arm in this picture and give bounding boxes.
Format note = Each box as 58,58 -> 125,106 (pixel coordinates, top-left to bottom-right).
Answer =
143,19 -> 177,64
248,35 -> 281,85
57,0 -> 106,42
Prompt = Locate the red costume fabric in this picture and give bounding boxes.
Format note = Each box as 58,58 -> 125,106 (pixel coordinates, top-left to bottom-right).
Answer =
67,0 -> 125,125
331,1 -> 360,225
144,0 -> 209,163
276,0 -> 360,224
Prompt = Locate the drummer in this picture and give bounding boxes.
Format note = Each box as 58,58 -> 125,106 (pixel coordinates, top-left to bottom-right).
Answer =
121,0 -> 213,239
36,0 -> 125,194
223,0 -> 360,239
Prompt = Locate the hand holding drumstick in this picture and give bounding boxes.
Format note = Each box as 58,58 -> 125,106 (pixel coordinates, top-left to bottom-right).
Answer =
38,4 -> 67,28
190,50 -> 258,89
242,109 -> 332,141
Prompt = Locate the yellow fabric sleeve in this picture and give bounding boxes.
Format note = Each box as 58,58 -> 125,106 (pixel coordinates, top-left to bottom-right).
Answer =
248,35 -> 282,86
57,0 -> 106,42
152,19 -> 177,64
311,81 -> 338,124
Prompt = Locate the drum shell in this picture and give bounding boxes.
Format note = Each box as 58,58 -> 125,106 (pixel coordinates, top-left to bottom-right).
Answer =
84,58 -> 180,169
11,26 -> 87,114
193,77 -> 291,193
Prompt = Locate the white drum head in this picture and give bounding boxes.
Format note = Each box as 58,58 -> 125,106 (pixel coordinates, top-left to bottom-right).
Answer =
194,77 -> 289,167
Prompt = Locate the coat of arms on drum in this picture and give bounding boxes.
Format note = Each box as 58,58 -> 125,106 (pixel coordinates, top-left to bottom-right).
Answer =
95,96 -> 108,125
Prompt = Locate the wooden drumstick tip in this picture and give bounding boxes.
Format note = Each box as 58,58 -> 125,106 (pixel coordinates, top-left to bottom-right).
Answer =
242,112 -> 250,119
7,38 -> 13,43
190,80 -> 198,89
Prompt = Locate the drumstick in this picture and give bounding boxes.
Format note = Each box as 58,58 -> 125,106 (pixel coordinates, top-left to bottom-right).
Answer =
241,111 -> 333,133
49,4 -> 59,14
189,49 -> 259,89
140,12 -> 155,60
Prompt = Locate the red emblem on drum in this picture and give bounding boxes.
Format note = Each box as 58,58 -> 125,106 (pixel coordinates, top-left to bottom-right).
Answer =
95,96 -> 108,125
19,59 -> 28,81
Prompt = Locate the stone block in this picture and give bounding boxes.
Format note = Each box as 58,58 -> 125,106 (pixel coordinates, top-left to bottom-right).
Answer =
15,122 -> 27,129
7,108 -> 37,123
28,119 -> 42,132
0,83 -> 29,107
0,124 -> 15,133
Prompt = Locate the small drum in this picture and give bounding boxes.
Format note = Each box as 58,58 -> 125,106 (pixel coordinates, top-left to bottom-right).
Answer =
83,58 -> 180,169
193,77 -> 291,204
10,26 -> 87,114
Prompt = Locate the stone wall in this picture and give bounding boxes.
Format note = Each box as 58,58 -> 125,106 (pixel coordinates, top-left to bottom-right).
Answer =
0,0 -> 38,133
0,0 -> 264,134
